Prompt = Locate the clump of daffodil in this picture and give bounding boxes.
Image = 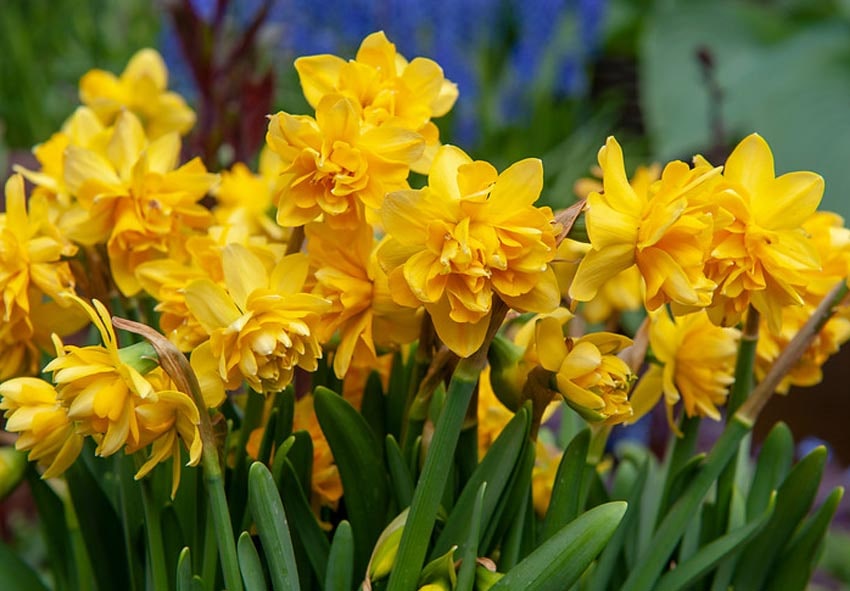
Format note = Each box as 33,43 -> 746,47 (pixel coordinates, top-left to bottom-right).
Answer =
0,377 -> 84,479
59,110 -> 218,295
306,221 -> 421,378
294,30 -> 458,173
212,147 -> 288,242
535,315 -> 635,424
79,48 -> 195,138
377,145 -> 561,357
630,309 -> 740,432
569,136 -> 719,312
185,244 -> 331,398
699,133 -> 824,332
136,224 -> 287,352
266,94 -> 425,229
44,297 -> 202,494
754,211 -> 850,393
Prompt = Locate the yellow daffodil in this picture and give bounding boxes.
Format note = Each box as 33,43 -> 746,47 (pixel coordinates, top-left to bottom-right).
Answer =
79,48 -> 195,138
630,310 -> 740,432
700,133 -> 824,332
569,136 -> 718,311
266,94 -> 424,229
185,245 -> 331,396
43,296 -> 201,493
294,31 -> 458,173
61,110 -> 217,295
0,377 -> 83,478
535,316 -> 635,424
306,222 -> 421,378
0,316 -> 39,380
378,145 -> 561,356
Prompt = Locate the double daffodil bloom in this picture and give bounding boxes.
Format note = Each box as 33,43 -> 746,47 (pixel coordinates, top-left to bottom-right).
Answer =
535,316 -> 635,424
267,94 -> 425,229
79,48 -> 195,138
570,136 -> 718,311
378,145 -> 561,356
185,245 -> 331,397
629,309 -> 739,432
295,31 -> 458,173
701,133 -> 824,332
306,222 -> 420,378
0,377 -> 83,479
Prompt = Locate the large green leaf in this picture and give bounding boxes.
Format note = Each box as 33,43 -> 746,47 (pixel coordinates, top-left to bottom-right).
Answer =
489,501 -> 627,591
0,542 -> 50,591
640,1 -> 850,218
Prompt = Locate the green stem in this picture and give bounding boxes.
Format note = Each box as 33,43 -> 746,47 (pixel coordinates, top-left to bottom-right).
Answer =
387,301 -> 508,591
714,307 -> 759,538
141,479 -> 169,591
116,457 -> 142,591
656,415 -> 701,525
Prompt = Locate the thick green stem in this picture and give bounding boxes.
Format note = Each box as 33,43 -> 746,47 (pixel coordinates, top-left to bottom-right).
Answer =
387,301 -> 508,591
141,479 -> 169,591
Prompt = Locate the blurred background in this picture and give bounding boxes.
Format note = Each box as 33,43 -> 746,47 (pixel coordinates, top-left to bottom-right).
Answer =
1,0 -> 849,586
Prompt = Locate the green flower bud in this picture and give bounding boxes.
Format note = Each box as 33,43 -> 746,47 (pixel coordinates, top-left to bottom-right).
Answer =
487,333 -> 527,412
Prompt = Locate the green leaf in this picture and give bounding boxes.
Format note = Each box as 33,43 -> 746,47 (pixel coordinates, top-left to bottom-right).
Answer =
274,386 -> 296,446
270,435 -> 296,485
248,462 -> 301,591
325,521 -> 353,591
541,428 -> 590,542
26,466 -> 74,591
314,386 -> 389,580
386,434 -> 415,509
456,483 -> 486,591
655,496 -> 774,591
482,435 -> 535,556
65,459 -> 131,591
278,460 -> 330,587
763,486 -> 844,591
361,371 -> 387,442
732,446 -> 827,590
238,533 -> 268,591
490,501 -> 627,591
746,421 -> 793,520
176,547 -> 193,591
0,541 -> 50,591
432,406 -> 530,558
385,350 -> 412,441
288,431 -> 314,497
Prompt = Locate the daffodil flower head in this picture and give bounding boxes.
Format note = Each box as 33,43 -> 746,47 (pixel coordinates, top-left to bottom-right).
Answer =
534,315 -> 635,425
630,309 -> 740,433
569,136 -> 718,311
79,48 -> 196,138
0,377 -> 83,479
702,133 -> 824,332
185,245 -> 332,396
377,145 -> 561,357
267,94 -> 425,229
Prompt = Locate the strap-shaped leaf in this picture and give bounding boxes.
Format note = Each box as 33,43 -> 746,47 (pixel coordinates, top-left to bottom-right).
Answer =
432,406 -> 529,558
248,462 -> 301,591
325,521 -> 353,591
456,483 -> 487,591
540,428 -> 590,542
278,460 -> 330,587
238,533 -> 268,591
490,501 -> 627,591
386,434 -> 415,509
314,386 -> 388,580
732,446 -> 826,590
0,541 -> 50,591
746,421 -> 793,520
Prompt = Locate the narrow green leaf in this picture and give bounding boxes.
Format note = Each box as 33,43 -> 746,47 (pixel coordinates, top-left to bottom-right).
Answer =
274,386 -> 296,446
248,462 -> 301,591
0,541 -> 50,591
620,415 -> 752,591
26,466 -> 73,591
270,435 -> 297,485
325,521 -> 353,591
490,501 -> 627,591
257,409 -> 279,465
763,486 -> 844,591
746,421 -> 793,520
238,532 -> 268,591
386,434 -> 415,509
432,407 -> 529,557
314,386 -> 389,580
66,460 -> 131,591
176,547 -> 193,591
656,497 -> 774,591
229,389 -> 266,531
288,431 -> 314,496
500,487 -> 531,570
662,454 -> 705,520
732,446 -> 827,590
588,457 -> 648,591
361,371 -> 387,442
540,428 -> 590,543
278,460 -> 330,587
456,483 -> 486,591
482,436 -> 535,555
385,350 -> 411,441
